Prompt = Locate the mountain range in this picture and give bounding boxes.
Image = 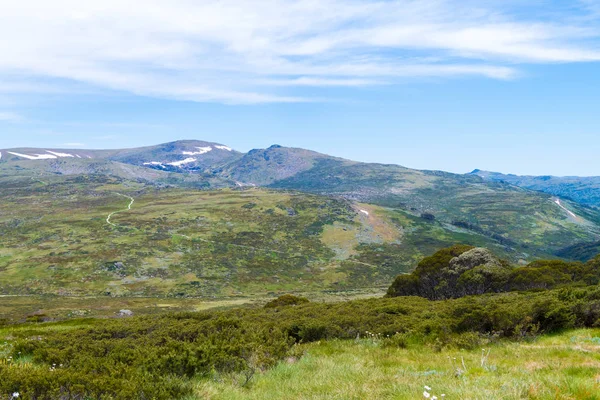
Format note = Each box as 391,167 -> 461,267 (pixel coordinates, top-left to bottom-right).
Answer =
471,169 -> 600,207
1,139 -> 600,296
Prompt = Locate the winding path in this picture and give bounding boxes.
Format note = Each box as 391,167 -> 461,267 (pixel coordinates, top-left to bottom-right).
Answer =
106,193 -> 135,227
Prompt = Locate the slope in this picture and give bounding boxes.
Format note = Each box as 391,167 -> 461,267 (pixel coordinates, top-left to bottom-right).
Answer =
0,175 -> 532,297
2,141 -> 600,259
471,169 -> 600,207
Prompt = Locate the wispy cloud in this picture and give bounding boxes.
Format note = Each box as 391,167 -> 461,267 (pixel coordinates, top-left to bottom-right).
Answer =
0,0 -> 598,103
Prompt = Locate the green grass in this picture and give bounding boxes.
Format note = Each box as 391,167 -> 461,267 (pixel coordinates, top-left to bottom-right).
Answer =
197,329 -> 600,399
0,175 -> 539,299
0,287 -> 386,324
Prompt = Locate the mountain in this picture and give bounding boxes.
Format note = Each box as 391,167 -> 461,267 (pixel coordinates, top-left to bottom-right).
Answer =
221,145 -> 343,186
2,140 -> 600,265
470,169 -> 600,208
0,139 -> 241,172
0,140 -> 239,188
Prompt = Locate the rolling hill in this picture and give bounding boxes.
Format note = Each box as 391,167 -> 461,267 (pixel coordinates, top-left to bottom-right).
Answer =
471,169 -> 600,207
1,140 -> 600,298
1,174 -> 527,297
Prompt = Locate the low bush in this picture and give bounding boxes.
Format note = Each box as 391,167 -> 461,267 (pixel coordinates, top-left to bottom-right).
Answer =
264,294 -> 309,308
4,276 -> 600,398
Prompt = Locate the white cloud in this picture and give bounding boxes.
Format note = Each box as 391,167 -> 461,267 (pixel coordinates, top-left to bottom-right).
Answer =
0,0 -> 598,103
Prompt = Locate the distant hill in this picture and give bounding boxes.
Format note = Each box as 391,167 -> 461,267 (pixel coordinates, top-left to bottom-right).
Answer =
2,140 -> 600,262
470,169 -> 600,207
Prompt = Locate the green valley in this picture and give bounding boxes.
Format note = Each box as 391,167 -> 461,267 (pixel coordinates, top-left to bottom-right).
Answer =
1,174 -> 524,299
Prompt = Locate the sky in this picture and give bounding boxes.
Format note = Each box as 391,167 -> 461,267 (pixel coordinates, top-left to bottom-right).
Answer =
0,0 -> 599,176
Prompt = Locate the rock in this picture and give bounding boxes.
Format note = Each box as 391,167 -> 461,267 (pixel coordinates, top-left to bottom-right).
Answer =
118,309 -> 134,317
448,247 -> 502,273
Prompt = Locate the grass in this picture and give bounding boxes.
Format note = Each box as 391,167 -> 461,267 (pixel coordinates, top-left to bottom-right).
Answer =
0,287 -> 387,323
196,329 -> 600,400
0,175 -> 534,299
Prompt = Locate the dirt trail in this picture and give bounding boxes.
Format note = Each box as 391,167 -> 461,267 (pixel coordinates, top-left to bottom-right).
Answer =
106,193 -> 135,227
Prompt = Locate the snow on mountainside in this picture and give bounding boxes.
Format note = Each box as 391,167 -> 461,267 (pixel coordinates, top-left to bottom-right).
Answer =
0,140 -> 242,171
2,140 -> 600,262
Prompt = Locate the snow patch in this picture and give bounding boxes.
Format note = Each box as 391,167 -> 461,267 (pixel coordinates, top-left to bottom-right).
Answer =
8,151 -> 57,160
46,150 -> 74,158
143,161 -> 166,168
554,199 -> 578,219
168,158 -> 197,166
215,145 -> 232,151
359,209 -> 369,216
75,154 -> 82,158
144,158 -> 197,167
183,146 -> 212,155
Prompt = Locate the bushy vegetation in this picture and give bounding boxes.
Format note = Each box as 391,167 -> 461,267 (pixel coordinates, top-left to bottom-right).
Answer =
387,245 -> 600,299
4,284 -> 600,398
1,315 -> 292,399
264,294 -> 309,308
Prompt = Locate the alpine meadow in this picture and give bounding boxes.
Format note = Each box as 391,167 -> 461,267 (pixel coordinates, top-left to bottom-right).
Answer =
2,1 -> 600,399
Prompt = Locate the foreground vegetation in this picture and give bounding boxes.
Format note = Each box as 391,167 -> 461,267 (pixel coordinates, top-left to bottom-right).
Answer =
199,329 -> 600,399
388,245 -> 600,299
3,285 -> 600,399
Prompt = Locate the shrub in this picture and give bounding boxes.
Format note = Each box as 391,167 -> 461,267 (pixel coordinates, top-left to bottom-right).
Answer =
264,294 -> 310,308
388,246 -> 600,300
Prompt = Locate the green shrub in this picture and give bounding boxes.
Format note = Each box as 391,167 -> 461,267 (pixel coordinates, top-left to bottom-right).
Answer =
5,284 -> 600,398
264,294 -> 310,308
388,245 -> 600,300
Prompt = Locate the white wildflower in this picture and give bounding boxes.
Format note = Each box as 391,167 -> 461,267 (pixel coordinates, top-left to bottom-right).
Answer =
425,386 -> 432,391
423,391 -> 431,398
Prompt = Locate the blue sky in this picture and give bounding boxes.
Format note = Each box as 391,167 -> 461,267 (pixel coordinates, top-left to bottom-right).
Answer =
1,0 -> 600,176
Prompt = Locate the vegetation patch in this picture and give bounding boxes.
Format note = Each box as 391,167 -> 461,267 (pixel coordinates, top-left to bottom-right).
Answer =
387,246 -> 600,299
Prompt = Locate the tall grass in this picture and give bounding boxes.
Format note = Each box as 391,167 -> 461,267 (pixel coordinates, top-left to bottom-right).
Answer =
197,329 -> 600,399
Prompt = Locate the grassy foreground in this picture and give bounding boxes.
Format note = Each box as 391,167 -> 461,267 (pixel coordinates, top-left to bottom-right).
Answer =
197,330 -> 600,400
3,287 -> 600,399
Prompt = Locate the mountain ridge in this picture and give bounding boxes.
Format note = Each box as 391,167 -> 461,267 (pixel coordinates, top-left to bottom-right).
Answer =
471,169 -> 600,207
2,140 -> 600,261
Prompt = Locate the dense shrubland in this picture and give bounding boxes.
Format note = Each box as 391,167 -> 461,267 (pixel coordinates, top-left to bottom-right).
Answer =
387,245 -> 600,299
4,284 -> 600,398
3,245 -> 600,399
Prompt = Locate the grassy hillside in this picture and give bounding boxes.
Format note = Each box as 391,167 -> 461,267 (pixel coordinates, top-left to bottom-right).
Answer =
472,169 -> 600,207
3,141 -> 600,261
271,159 -> 600,256
2,174 -> 527,297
